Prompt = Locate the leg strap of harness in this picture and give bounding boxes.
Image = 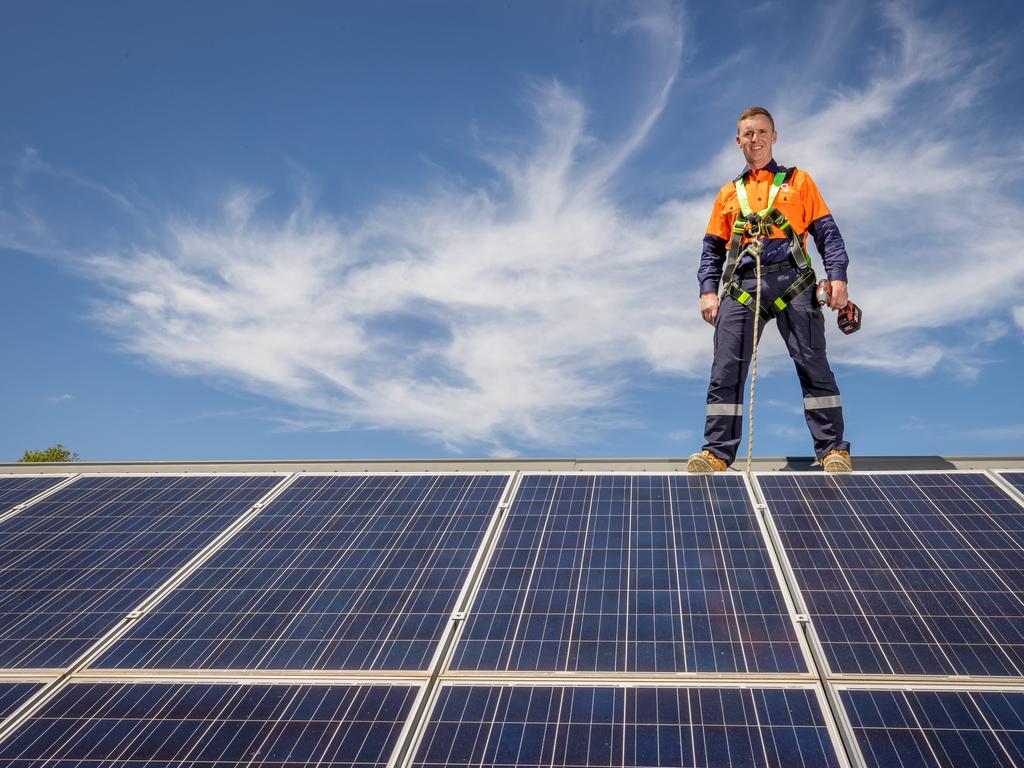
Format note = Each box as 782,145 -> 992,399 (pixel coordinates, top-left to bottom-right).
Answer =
726,268 -> 816,321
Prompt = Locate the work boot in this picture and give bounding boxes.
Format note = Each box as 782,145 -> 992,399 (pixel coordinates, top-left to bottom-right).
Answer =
687,450 -> 729,473
822,449 -> 852,473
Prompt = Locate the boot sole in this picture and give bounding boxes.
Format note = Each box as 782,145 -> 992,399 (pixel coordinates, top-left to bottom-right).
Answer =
823,457 -> 853,473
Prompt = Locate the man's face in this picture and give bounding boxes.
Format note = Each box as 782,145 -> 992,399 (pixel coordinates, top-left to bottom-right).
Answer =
736,115 -> 777,170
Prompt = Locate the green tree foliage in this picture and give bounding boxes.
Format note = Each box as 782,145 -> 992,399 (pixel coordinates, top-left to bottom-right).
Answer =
19,444 -> 80,462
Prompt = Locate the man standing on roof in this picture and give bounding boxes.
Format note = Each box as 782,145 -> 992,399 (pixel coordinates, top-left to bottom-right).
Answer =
687,106 -> 852,473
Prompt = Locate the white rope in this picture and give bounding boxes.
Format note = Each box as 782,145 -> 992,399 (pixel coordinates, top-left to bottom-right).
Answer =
746,241 -> 763,474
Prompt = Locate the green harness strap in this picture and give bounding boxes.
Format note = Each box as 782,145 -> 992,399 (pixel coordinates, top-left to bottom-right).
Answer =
728,268 -> 817,321
719,167 -> 816,316
734,171 -> 787,219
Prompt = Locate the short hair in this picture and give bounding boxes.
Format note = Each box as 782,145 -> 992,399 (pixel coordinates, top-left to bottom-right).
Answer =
737,106 -> 775,134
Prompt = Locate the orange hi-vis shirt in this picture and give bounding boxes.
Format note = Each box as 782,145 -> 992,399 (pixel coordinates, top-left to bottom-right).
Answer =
698,159 -> 848,295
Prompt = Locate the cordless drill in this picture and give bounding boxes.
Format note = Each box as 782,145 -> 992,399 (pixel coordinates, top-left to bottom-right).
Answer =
815,280 -> 862,334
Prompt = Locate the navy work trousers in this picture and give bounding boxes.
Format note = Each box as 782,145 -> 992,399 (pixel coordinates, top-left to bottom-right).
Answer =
702,267 -> 850,464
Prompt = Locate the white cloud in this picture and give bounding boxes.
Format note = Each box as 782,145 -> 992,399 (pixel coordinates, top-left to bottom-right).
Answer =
46,394 -> 74,404
5,2 -> 1021,453
1014,308 -> 1024,333
81,1 -> 693,453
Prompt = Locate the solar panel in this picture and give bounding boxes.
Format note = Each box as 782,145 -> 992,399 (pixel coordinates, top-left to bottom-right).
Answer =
451,474 -> 806,674
0,683 -> 41,720
93,474 -> 510,671
413,684 -> 841,767
841,688 -> 1024,768
0,474 -> 282,670
0,475 -> 68,516
0,681 -> 418,766
1000,472 -> 1024,496
757,472 -> 1024,677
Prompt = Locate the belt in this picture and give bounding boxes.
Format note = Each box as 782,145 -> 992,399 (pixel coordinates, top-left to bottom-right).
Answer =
734,261 -> 797,278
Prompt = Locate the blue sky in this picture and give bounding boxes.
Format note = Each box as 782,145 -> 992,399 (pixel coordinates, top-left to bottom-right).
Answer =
3,0 -> 1023,462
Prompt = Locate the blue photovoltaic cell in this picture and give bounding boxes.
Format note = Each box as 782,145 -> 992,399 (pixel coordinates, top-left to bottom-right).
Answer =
0,475 -> 68,516
452,474 -> 805,673
414,685 -> 840,768
1001,472 -> 1024,496
842,689 -> 1024,768
0,474 -> 281,669
0,683 -> 41,720
758,472 -> 1024,676
94,474 -> 509,671
0,682 -> 417,767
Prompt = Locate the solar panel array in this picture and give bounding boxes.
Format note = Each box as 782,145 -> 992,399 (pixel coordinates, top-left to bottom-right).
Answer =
0,465 -> 1021,768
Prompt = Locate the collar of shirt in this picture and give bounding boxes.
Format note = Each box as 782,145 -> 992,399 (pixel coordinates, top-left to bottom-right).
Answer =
741,158 -> 783,179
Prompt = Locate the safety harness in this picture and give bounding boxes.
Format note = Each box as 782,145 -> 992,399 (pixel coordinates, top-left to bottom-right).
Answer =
718,167 -> 817,321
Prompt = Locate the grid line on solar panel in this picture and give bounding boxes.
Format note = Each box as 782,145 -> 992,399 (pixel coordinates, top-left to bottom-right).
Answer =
451,474 -> 807,674
0,681 -> 419,766
0,474 -> 283,670
411,684 -> 842,768
0,475 -> 71,518
757,472 -> 1024,677
840,688 -> 1024,768
0,683 -> 41,722
92,473 -> 511,672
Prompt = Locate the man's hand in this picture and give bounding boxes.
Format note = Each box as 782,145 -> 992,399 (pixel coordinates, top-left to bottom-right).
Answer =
828,280 -> 848,310
700,291 -> 720,325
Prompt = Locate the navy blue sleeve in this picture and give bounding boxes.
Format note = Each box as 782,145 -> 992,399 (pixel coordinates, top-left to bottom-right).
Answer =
807,214 -> 849,282
698,233 -> 727,294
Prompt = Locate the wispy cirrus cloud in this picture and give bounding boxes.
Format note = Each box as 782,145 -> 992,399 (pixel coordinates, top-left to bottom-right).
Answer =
3,2 -> 1020,453
82,1 -> 693,453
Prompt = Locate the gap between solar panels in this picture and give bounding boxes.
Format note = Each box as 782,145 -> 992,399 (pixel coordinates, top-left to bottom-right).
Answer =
747,471 -> 869,768
991,469 -> 1024,508
386,470 -> 524,768
0,473 -> 81,526
0,471 -> 301,750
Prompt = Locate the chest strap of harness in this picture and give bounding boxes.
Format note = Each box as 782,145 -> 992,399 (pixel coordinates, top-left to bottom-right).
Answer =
718,167 -> 816,316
